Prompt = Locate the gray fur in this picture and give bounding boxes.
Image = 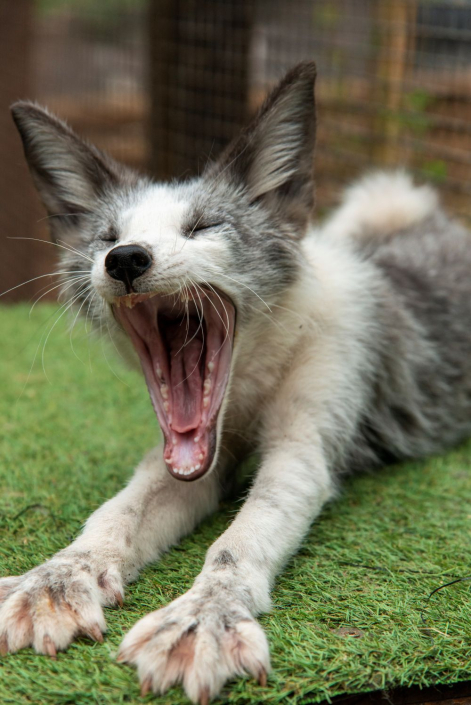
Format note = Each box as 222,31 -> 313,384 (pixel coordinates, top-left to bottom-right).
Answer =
351,211 -> 471,469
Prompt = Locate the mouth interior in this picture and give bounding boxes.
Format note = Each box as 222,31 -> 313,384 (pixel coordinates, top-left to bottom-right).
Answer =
113,288 -> 235,481
163,313 -> 204,433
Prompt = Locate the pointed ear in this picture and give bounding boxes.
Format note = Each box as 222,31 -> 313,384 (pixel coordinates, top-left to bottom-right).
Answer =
11,101 -> 133,239
209,61 -> 317,231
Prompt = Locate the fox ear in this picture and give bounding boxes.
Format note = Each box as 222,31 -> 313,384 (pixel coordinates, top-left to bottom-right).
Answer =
210,61 -> 317,230
11,102 -> 133,239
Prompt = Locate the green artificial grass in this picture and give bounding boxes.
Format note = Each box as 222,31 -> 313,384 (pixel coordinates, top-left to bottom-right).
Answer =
1,303 -> 471,705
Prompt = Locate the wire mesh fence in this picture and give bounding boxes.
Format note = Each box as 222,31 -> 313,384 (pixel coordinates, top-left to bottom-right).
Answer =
1,0 -> 471,301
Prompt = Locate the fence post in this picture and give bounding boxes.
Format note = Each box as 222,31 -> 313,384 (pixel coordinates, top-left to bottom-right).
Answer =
374,0 -> 417,166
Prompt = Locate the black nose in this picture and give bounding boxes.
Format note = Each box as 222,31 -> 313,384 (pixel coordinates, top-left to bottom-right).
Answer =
105,245 -> 152,288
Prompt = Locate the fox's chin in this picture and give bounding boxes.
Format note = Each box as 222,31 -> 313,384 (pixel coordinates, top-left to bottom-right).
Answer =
112,287 -> 236,481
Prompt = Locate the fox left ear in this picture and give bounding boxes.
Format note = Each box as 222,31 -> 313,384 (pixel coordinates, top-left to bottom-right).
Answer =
11,101 -> 134,241
208,61 -> 317,232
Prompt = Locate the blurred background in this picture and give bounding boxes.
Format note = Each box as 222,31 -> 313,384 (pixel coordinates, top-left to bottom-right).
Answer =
1,0 -> 471,301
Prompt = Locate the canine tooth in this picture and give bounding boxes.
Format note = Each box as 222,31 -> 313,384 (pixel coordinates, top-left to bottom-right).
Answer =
208,361 -> 214,373
194,436 -> 200,443
160,384 -> 169,400
199,453 -> 204,460
203,379 -> 212,394
203,396 -> 209,408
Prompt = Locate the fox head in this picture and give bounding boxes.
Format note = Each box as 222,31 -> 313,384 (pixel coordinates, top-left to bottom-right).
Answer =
12,61 -> 317,482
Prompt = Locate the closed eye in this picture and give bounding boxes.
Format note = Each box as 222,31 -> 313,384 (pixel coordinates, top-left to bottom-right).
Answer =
101,226 -> 118,243
191,222 -> 223,235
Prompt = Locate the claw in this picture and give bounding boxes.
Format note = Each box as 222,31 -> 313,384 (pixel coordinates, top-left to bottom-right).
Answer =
43,634 -> 57,660
87,623 -> 104,643
116,649 -> 126,663
114,590 -> 124,608
258,668 -> 267,687
0,634 -> 8,656
140,675 -> 152,697
199,687 -> 210,705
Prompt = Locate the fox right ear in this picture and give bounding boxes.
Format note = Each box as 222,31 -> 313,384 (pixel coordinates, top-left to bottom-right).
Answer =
11,102 -> 133,239
208,62 -> 317,232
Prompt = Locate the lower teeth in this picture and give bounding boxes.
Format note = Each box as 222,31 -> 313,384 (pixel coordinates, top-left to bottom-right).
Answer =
174,467 -> 194,476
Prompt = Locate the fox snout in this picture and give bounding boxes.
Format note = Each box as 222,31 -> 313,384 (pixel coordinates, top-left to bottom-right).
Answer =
105,245 -> 153,290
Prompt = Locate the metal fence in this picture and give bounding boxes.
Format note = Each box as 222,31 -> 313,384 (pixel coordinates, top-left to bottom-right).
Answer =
1,0 -> 471,301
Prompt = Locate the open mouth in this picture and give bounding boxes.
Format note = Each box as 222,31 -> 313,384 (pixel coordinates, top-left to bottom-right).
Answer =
113,287 -> 236,481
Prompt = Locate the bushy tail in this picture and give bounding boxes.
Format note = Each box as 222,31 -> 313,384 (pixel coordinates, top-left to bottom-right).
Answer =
322,171 -> 439,242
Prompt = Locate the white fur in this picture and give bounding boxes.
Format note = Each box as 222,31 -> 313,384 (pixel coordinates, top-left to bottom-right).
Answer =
321,170 -> 438,242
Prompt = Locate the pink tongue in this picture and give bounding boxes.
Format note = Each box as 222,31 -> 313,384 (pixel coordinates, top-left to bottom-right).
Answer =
168,319 -> 204,433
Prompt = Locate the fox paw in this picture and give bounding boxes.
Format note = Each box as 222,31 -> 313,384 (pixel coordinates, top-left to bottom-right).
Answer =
118,584 -> 270,703
0,553 -> 123,656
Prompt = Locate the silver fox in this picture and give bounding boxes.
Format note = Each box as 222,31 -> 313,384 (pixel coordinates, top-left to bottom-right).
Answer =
2,62 -> 471,703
